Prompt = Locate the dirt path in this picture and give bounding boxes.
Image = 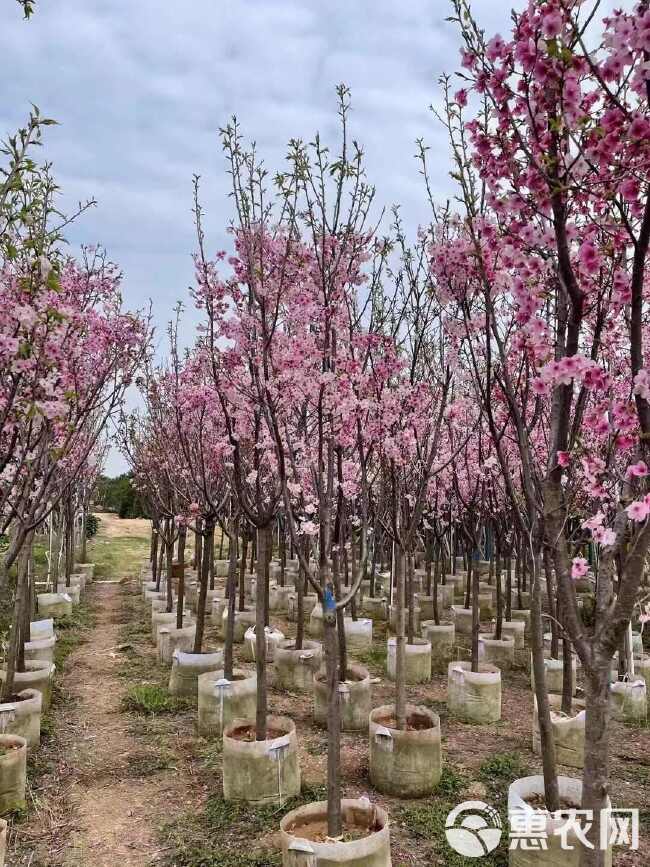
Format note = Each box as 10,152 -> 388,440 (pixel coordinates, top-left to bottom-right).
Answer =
13,579 -> 200,867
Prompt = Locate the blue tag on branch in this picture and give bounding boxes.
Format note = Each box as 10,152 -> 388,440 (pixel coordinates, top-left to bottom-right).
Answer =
324,586 -> 336,612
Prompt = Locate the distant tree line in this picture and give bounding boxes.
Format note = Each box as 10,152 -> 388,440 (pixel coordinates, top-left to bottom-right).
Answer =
95,473 -> 148,519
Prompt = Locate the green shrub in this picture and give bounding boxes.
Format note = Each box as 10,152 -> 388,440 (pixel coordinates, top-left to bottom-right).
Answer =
85,513 -> 100,539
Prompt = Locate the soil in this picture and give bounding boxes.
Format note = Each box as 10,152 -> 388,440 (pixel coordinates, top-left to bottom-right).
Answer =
286,817 -> 377,842
228,722 -> 288,741
373,711 -> 434,731
1,694 -> 29,704
0,742 -> 22,755
525,793 -> 582,811
10,579 -> 202,867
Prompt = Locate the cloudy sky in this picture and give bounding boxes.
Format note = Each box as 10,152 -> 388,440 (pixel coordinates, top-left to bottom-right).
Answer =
1,0 -> 519,473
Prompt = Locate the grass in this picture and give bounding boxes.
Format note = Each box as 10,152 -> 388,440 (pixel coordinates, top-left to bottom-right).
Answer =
157,784 -> 327,867
355,643 -> 387,672
53,602 -> 96,669
478,752 -> 529,793
90,535 -> 150,580
121,684 -> 192,716
397,763 -> 509,867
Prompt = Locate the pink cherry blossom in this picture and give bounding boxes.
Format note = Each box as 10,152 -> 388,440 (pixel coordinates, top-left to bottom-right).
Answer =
571,557 -> 589,579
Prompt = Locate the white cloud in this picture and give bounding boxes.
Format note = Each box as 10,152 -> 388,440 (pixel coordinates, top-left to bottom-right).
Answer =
3,0 -> 589,472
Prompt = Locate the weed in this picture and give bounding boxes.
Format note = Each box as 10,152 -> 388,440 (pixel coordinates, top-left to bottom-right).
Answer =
437,764 -> 467,798
121,684 -> 191,716
398,795 -> 508,867
479,752 -> 528,786
157,784 -> 326,867
124,750 -> 175,778
355,644 -> 387,671
197,740 -> 223,771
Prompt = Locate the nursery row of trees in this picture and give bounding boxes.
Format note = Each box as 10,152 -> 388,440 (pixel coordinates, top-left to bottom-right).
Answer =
118,3 -> 650,862
1,1 -> 648,864
0,104 -> 149,702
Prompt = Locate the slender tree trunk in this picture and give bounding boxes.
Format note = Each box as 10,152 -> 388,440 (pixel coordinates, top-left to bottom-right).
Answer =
471,553 -> 480,672
433,548 -> 440,627
194,526 -> 203,576
238,535 -> 247,612
562,636 -> 573,715
165,528 -> 174,614
332,551 -> 347,682
19,532 -> 34,673
279,518 -> 286,588
407,553 -> 415,644
544,548 -> 559,659
151,522 -> 159,586
263,538 -> 270,628
176,526 -> 187,629
224,523 -> 238,680
464,542 -> 472,609
505,551 -> 512,621
495,540 -> 503,641
80,505 -> 88,564
369,528 -> 378,597
1,544 -> 28,701
530,546 -> 560,812
295,540 -> 305,650
395,546 -> 407,730
255,525 -> 268,740
580,662 -> 611,866
65,499 -> 74,586
324,608 -> 341,837
157,533 -> 165,593
193,521 -> 213,653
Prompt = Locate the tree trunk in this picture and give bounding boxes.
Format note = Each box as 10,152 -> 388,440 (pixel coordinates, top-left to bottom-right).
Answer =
464,544 -> 472,610
562,637 -> 573,716
295,540 -> 306,651
332,551 -> 347,683
324,610 -> 342,837
580,662 -> 611,866
157,534 -> 165,593
544,548 -> 559,659
1,545 -> 28,702
433,549 -> 440,627
193,521 -> 213,653
80,505 -> 88,564
255,525 -> 268,740
530,547 -> 560,813
224,524 -> 238,680
407,553 -> 415,644
279,518 -> 286,588
471,554 -> 480,672
369,529 -> 378,597
176,526 -> 187,630
495,541 -> 503,641
151,522 -> 159,586
505,551 -> 512,621
165,528 -> 174,614
19,532 -> 34,674
238,535 -> 247,612
395,546 -> 407,730
194,526 -> 203,576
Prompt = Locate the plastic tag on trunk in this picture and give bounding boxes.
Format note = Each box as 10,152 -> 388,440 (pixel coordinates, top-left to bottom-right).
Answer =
374,725 -> 393,750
